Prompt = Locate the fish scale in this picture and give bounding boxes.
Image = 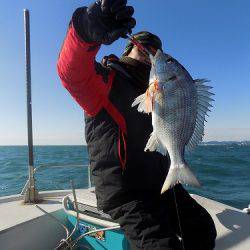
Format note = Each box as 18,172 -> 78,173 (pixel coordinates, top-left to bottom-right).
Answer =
132,50 -> 214,193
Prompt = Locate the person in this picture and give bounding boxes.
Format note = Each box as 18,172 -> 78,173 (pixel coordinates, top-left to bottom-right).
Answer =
57,0 -> 217,249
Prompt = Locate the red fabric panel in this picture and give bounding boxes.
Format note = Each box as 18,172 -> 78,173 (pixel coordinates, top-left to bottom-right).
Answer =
118,128 -> 127,170
103,99 -> 127,134
57,25 -> 114,116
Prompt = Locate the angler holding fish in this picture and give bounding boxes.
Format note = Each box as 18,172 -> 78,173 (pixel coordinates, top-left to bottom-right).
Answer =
58,0 -> 217,249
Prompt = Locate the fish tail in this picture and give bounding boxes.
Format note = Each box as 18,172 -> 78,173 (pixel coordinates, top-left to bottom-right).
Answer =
161,164 -> 201,194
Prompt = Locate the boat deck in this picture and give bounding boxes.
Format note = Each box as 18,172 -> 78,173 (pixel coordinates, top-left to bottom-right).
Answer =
192,194 -> 250,250
0,189 -> 92,250
0,189 -> 250,250
0,190 -> 71,232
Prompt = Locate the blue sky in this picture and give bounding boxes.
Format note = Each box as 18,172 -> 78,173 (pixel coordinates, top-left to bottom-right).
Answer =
0,0 -> 249,145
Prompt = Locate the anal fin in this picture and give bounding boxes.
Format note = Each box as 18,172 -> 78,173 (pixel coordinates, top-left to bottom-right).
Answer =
144,132 -> 167,155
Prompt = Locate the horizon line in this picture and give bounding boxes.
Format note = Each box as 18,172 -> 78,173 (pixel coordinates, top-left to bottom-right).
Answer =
1,140 -> 250,147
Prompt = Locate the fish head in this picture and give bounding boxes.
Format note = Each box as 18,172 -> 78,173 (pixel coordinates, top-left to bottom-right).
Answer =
149,49 -> 179,87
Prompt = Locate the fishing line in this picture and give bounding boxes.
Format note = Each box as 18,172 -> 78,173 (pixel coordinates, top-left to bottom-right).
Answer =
125,33 -> 153,56
173,186 -> 185,250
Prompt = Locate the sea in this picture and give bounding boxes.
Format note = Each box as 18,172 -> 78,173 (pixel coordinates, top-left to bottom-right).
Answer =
0,145 -> 250,209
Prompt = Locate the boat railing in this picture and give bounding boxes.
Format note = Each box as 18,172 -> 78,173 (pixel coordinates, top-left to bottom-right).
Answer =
21,163 -> 92,197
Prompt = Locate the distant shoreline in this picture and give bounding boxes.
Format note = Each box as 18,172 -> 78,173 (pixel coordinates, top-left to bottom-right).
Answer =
1,141 -> 250,147
201,141 -> 250,146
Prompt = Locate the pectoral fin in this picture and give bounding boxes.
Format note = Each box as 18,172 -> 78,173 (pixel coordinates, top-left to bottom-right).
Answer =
132,91 -> 152,113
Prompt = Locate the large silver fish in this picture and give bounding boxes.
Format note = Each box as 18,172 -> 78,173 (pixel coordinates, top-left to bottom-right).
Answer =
132,50 -> 214,194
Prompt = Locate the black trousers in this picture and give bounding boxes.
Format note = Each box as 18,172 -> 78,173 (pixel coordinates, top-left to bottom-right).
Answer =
106,184 -> 217,250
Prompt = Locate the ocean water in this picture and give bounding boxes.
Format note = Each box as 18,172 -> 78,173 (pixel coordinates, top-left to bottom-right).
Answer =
0,145 -> 249,209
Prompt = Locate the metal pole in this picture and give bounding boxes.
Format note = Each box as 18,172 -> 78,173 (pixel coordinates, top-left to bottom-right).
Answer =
24,9 -> 34,174
23,9 -> 39,203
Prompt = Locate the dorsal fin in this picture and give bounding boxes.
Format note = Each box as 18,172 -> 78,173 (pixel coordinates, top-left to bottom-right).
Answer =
186,79 -> 214,152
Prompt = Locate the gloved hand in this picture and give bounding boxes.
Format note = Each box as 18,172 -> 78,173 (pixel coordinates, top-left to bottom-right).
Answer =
72,0 -> 136,45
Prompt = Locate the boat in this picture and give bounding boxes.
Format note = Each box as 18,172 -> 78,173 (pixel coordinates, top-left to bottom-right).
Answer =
1,185 -> 250,249
1,9 -> 250,250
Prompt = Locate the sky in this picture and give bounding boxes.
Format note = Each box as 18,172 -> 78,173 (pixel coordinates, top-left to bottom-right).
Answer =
0,0 -> 250,145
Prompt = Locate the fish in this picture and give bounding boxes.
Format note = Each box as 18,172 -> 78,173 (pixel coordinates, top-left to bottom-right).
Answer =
132,50 -> 214,194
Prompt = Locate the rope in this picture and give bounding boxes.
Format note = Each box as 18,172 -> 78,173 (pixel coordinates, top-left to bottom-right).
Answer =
36,181 -> 83,250
35,205 -> 70,237
62,180 -> 121,249
71,180 -> 80,232
35,205 -> 73,250
59,181 -> 81,250
56,239 -> 73,250
173,186 -> 185,250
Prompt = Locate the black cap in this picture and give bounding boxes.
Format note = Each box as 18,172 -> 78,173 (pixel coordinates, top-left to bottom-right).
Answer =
123,31 -> 162,56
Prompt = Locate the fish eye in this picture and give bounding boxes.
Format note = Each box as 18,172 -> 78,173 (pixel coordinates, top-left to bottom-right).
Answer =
166,58 -> 173,63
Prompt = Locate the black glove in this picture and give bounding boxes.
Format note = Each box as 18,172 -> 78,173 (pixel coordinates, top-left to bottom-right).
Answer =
72,0 -> 136,45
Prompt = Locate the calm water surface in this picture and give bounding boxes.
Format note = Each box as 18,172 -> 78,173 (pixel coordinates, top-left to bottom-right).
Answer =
0,145 -> 249,209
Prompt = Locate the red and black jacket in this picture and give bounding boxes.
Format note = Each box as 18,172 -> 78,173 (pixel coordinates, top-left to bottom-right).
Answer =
57,25 -> 170,211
